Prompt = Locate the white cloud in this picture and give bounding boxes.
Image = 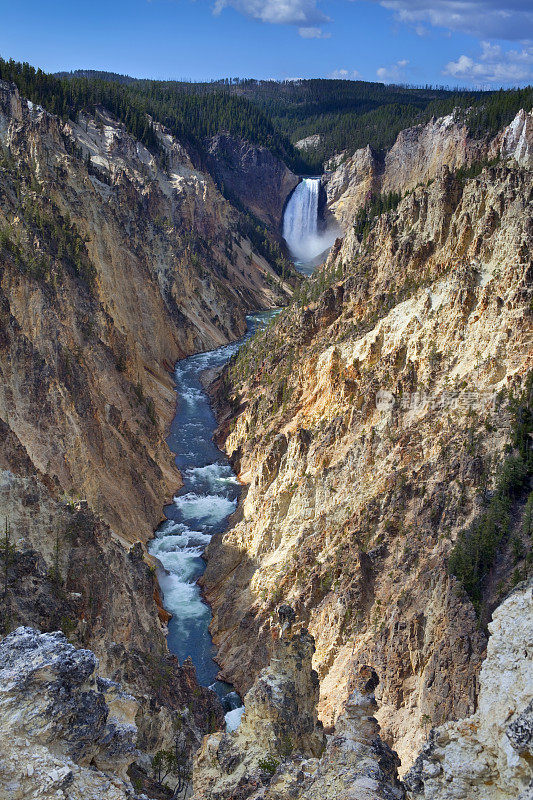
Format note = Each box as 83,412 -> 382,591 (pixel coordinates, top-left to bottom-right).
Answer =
376,58 -> 409,82
209,0 -> 533,45
213,0 -> 329,27
299,25 -> 331,36
328,68 -> 361,78
377,0 -> 533,41
443,41 -> 533,84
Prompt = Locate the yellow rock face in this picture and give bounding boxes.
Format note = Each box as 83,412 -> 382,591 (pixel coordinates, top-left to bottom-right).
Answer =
203,156 -> 532,771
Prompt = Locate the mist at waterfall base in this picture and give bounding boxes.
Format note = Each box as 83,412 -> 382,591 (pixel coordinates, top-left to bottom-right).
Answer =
283,177 -> 340,273
148,312 -> 277,730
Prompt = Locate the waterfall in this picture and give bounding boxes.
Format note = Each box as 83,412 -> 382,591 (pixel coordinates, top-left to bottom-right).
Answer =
282,177 -> 338,265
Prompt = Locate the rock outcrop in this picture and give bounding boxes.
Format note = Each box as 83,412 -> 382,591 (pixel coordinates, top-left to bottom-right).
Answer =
326,144 -> 379,225
193,628 -> 325,799
326,108 -> 533,228
492,108 -> 533,168
295,134 -> 322,152
206,133 -> 299,229
262,664 -> 405,800
405,580 -> 533,800
204,152 -> 532,769
0,627 -> 138,800
193,628 -> 403,800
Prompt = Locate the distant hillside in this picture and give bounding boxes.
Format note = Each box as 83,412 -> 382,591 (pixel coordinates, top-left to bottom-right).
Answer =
186,79 -> 533,168
178,79 -> 485,166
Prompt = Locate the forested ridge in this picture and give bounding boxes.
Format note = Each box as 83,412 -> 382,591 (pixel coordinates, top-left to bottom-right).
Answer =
0,58 -> 305,171
58,73 -> 532,169
1,58 -> 532,175
218,79 -> 533,166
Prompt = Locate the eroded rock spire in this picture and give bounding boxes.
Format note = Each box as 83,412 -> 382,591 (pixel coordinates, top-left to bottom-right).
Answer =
192,629 -> 404,800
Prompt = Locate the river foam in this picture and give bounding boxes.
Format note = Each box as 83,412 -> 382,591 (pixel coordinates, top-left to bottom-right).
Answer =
172,492 -> 237,527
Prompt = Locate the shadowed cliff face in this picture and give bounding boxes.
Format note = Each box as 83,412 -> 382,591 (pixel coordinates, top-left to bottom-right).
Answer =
206,133 -> 299,230
203,154 -> 532,770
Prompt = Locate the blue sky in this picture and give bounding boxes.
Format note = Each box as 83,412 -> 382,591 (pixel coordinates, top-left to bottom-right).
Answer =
1,0 -> 532,86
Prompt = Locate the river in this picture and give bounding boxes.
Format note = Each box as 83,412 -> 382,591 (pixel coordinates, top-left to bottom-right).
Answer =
148,311 -> 278,728
150,179 -> 335,728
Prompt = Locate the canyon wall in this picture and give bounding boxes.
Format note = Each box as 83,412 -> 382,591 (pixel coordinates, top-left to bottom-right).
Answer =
0,80 -> 292,764
3,585 -> 527,800
326,108 -> 533,227
204,141 -> 532,770
405,579 -> 532,800
191,584 -> 532,800
207,133 -> 299,229
0,80 -> 293,549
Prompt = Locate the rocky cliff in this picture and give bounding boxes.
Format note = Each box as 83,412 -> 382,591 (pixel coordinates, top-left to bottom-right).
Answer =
204,146 -> 532,769
405,579 -> 532,800
326,108 -> 533,227
0,79 -> 291,773
3,591 -> 527,800
0,626 -> 139,800
0,625 -> 220,799
206,133 -> 299,230
193,622 -> 403,800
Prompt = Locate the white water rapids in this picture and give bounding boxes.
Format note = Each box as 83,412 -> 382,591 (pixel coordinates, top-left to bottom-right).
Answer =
148,312 -> 278,731
282,177 -> 339,266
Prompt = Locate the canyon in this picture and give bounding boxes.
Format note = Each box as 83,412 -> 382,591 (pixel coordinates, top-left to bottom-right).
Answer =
203,108 -> 532,773
0,77 -> 293,781
0,71 -> 531,800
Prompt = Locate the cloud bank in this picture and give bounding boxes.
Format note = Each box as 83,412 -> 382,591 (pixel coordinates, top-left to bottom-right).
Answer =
299,25 -> 331,37
213,0 -> 329,28
208,0 -> 533,85
328,68 -> 362,78
376,58 -> 409,82
212,0 -> 533,42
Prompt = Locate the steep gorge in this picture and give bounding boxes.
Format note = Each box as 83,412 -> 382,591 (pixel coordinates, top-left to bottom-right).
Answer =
0,80 -> 294,548
203,115 -> 532,770
0,78 -> 295,769
1,74 -> 532,799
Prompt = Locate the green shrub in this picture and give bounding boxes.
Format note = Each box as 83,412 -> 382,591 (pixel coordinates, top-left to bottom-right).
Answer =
352,191 -> 402,239
455,157 -> 500,186
258,754 -> 279,775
